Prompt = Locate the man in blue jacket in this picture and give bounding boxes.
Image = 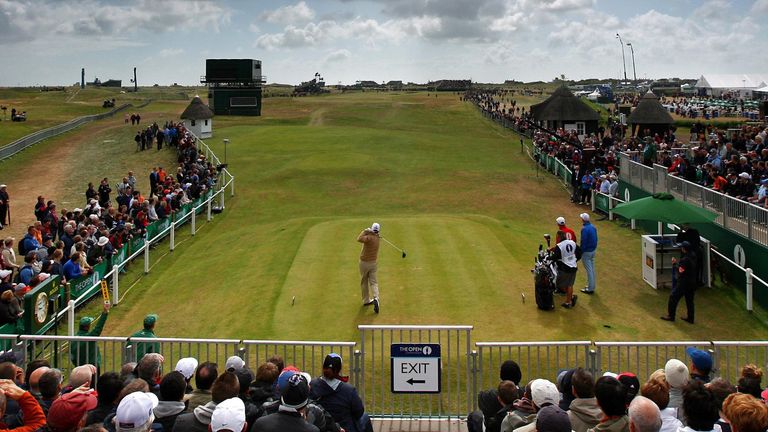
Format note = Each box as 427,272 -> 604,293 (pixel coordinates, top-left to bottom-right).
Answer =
579,213 -> 598,295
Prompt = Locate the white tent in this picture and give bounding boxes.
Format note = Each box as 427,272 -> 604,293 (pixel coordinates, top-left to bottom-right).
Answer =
755,85 -> 768,93
695,74 -> 768,96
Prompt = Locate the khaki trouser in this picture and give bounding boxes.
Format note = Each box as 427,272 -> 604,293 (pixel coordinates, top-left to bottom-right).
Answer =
360,260 -> 379,302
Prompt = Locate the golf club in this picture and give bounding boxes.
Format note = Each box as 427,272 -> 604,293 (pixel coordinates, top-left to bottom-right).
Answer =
544,233 -> 551,248
381,236 -> 407,258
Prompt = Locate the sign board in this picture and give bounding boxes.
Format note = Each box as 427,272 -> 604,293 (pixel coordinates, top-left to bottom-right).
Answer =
390,343 -> 441,393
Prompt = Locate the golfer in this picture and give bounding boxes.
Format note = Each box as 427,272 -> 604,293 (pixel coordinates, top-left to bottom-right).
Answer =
358,223 -> 381,313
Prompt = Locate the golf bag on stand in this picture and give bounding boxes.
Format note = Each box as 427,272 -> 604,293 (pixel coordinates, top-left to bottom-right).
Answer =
532,243 -> 557,310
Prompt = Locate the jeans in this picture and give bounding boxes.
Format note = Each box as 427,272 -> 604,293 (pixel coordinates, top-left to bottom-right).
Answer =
582,250 -> 596,291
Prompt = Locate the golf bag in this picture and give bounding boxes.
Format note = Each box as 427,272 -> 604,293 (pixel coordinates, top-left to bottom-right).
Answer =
532,244 -> 557,310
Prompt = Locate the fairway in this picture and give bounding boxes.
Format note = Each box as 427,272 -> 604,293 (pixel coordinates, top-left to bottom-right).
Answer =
2,90 -> 765,343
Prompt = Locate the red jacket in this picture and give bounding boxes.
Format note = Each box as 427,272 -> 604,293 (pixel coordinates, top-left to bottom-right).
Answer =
0,391 -> 46,431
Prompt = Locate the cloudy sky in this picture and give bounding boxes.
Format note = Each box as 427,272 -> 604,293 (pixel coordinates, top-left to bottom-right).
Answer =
1,0 -> 766,86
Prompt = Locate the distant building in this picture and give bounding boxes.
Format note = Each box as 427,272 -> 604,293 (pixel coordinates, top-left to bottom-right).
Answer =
201,59 -> 265,116
530,86 -> 600,139
180,95 -> 214,139
386,80 -> 403,89
357,80 -> 380,88
86,78 -> 122,87
695,74 -> 768,98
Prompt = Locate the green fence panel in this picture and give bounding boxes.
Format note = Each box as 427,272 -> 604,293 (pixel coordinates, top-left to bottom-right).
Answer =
129,236 -> 145,255
148,218 -> 171,242
175,204 -> 192,226
112,244 -> 130,269
595,193 -> 610,213
69,262 -> 108,301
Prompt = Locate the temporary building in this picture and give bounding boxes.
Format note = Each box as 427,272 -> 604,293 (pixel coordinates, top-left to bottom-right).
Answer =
694,74 -> 768,97
530,86 -> 600,139
180,95 -> 214,139
628,91 -> 674,138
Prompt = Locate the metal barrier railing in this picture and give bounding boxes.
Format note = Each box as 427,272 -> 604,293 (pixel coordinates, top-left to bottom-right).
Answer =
593,341 -> 712,380
621,154 -> 768,247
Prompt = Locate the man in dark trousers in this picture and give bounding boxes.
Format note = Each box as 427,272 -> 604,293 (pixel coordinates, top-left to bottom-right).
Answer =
0,184 -> 9,227
661,241 -> 697,324
676,223 -> 703,285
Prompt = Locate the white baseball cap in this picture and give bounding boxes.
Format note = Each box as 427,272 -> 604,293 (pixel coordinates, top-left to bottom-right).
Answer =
579,213 -> 590,222
175,357 -> 198,380
225,355 -> 245,372
0,270 -> 11,279
555,217 -> 566,226
210,397 -> 246,432
371,223 -> 380,233
115,391 -> 158,430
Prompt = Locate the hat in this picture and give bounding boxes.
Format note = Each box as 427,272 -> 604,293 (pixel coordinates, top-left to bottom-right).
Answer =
323,353 -> 342,371
14,283 -> 29,294
579,213 -> 590,222
556,217 -> 566,226
73,208 -> 83,213
371,223 -> 380,233
90,199 -> 97,205
115,391 -> 159,429
97,236 -> 110,247
277,370 -> 296,393
79,316 -> 95,327
143,314 -> 158,327
686,347 -> 713,372
280,373 -> 310,410
536,405 -> 572,432
175,357 -> 198,380
225,355 -> 246,372
0,270 -> 11,279
47,390 -> 98,430
0,185 -> 5,188
739,172 -> 751,179
211,397 -> 246,432
617,372 -> 640,398
531,378 -> 560,408
664,359 -> 689,388
678,240 -> 691,249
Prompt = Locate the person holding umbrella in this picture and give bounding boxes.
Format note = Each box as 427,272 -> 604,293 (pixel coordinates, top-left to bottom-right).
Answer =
661,241 -> 697,324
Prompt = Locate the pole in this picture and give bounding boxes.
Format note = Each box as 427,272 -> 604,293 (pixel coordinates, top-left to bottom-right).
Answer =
223,139 -> 229,165
112,265 -> 119,305
143,235 -> 150,274
616,34 -> 627,83
746,268 -> 753,312
628,43 -> 637,83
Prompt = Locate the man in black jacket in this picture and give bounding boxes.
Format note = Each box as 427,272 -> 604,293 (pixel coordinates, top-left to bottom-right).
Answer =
661,241 -> 697,324
251,374 -> 319,432
469,360 -> 523,432
309,354 -> 369,432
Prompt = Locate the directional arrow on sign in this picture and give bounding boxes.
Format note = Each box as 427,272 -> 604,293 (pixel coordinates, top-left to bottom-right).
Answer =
407,378 -> 426,385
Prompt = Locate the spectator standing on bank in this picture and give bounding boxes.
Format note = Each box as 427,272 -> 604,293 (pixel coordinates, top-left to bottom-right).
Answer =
579,213 -> 598,295
0,185 -> 9,227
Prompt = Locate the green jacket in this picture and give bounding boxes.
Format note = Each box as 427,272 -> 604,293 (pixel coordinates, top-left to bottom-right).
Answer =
130,328 -> 160,359
70,312 -> 108,366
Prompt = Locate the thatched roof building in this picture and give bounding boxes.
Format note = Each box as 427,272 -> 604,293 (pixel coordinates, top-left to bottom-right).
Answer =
181,95 -> 214,120
530,87 -> 600,137
628,91 -> 674,138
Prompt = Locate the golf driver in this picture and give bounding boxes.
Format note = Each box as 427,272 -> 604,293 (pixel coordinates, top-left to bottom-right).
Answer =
544,233 -> 551,248
381,236 -> 407,258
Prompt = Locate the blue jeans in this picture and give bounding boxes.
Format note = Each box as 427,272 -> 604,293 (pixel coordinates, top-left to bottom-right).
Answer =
582,250 -> 596,291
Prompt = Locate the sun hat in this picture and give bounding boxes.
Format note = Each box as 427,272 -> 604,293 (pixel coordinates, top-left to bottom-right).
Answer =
97,237 -> 109,247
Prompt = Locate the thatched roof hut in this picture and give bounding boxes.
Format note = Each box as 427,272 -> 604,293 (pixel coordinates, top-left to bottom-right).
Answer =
530,87 -> 600,136
628,91 -> 674,137
181,95 -> 214,120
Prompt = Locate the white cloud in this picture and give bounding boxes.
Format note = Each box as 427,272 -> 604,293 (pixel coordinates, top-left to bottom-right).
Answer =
158,48 -> 184,58
752,0 -> 768,13
260,1 -> 315,25
325,49 -> 351,63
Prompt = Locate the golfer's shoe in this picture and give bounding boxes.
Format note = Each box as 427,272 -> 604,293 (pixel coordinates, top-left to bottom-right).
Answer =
571,295 -> 578,306
373,297 -> 380,314
580,288 -> 594,294
561,302 -> 573,309
363,299 -> 375,306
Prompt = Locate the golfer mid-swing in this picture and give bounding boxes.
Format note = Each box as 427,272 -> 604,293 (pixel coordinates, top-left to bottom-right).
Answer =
358,222 -> 381,313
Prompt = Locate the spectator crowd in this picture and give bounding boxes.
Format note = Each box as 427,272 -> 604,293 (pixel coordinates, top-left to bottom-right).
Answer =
0,349 -> 373,432
470,349 -> 768,432
0,121 -> 220,327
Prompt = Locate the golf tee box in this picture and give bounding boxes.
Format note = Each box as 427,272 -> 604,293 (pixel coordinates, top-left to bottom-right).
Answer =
390,343 -> 441,394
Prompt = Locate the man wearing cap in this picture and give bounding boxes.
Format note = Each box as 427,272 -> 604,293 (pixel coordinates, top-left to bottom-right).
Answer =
661,241 -> 697,324
579,213 -> 598,295
252,373 -> 319,432
114,391 -> 159,432
173,372 -> 241,432
210,397 -> 247,432
47,384 -> 99,431
357,223 -> 381,313
537,405 -> 573,432
131,314 -> 161,359
174,357 -> 198,394
556,217 -> 577,243
685,348 -> 712,384
0,185 -> 8,228
70,302 -> 111,367
503,378 -> 559,432
225,356 -> 245,373
310,353 -> 367,432
552,231 -> 581,308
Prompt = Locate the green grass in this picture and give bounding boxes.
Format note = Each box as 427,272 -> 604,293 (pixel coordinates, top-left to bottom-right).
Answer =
68,91 -> 765,343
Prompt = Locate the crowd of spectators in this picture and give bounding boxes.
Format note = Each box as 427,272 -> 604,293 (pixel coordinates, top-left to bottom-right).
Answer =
0,122 -> 219,326
465,89 -> 768,209
639,124 -> 768,208
469,350 -> 768,432
0,350 -> 371,432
